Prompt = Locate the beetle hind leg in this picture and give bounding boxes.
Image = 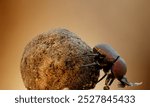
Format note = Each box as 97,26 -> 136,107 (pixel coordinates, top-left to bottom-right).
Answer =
118,81 -> 126,88
119,76 -> 142,87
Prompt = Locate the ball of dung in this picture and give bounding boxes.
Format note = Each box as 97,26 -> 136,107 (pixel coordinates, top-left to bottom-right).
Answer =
20,28 -> 99,90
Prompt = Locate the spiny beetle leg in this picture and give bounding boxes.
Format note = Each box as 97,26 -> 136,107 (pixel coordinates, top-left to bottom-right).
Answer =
129,82 -> 142,86
120,76 -> 142,87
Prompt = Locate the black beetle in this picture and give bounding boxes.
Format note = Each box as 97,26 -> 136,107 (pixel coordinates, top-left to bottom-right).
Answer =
83,44 -> 142,90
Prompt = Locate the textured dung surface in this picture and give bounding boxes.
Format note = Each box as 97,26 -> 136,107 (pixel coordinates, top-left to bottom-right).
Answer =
20,28 -> 99,90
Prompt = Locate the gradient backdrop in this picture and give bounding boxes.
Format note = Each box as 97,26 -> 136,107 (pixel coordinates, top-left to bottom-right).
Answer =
0,0 -> 150,90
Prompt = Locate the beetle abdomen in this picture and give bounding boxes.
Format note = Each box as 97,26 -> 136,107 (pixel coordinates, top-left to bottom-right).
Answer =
111,57 -> 127,80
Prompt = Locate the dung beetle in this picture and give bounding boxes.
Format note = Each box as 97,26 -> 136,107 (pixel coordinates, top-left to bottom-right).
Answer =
83,44 -> 142,90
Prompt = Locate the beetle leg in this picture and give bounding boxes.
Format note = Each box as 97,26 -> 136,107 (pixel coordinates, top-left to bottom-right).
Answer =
97,73 -> 107,83
120,76 -> 142,87
85,53 -> 99,56
129,82 -> 142,86
103,73 -> 112,90
108,77 -> 115,86
103,73 -> 115,90
118,82 -> 126,88
103,85 -> 110,90
81,62 -> 98,67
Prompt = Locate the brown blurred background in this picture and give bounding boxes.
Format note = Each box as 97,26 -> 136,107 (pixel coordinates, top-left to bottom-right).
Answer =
0,0 -> 150,90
